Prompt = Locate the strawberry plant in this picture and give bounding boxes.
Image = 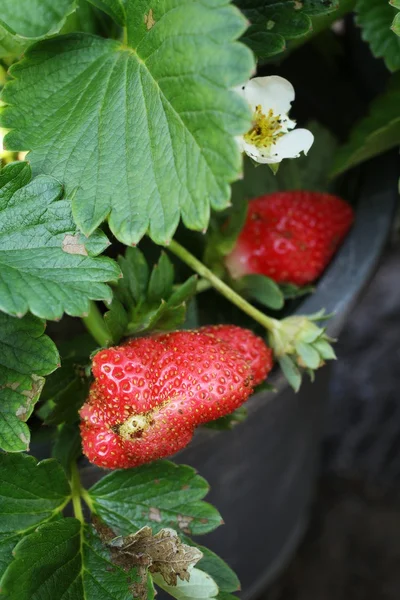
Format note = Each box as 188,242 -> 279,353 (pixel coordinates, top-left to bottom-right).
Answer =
0,1 -> 399,598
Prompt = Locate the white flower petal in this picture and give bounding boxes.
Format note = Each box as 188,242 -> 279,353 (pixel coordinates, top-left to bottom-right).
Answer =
271,128 -> 314,160
241,140 -> 279,164
238,76 -> 295,117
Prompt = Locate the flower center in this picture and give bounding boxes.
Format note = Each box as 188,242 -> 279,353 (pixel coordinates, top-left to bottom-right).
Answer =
243,105 -> 284,149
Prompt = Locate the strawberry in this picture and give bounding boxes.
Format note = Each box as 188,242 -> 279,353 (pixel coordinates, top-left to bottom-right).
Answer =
80,328 -> 272,469
225,191 -> 354,286
200,325 -> 273,386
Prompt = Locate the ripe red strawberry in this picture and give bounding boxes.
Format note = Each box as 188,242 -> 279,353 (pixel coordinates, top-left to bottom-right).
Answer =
225,191 -> 354,286
200,325 -> 273,386
80,329 -> 271,469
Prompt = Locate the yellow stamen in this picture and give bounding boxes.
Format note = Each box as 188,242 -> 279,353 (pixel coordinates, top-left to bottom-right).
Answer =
243,105 -> 283,149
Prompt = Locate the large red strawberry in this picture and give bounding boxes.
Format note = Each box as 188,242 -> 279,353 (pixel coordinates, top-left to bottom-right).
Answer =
225,191 -> 354,286
199,325 -> 273,386
80,328 -> 272,469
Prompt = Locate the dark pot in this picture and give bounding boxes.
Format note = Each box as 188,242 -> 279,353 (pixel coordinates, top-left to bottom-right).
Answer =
80,152 -> 398,598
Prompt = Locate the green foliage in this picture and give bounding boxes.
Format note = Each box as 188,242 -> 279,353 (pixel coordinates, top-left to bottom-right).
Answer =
0,453 -> 70,577
236,274 -> 284,310
0,519 -> 141,599
0,162 -> 120,320
332,73 -> 400,176
87,0 -> 127,26
104,248 -> 198,343
0,312 -> 59,451
153,568 -> 219,599
41,334 -> 97,426
89,461 -> 223,537
0,0 -> 77,58
182,541 -> 240,593
1,0 -> 254,246
356,0 -> 400,71
236,0 -> 338,58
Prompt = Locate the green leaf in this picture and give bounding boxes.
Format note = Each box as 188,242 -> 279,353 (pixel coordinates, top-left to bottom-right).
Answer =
0,0 -> 77,58
1,0 -> 254,246
0,312 -> 59,452
236,0 -> 337,58
0,453 -> 70,577
52,423 -> 82,474
0,162 -> 120,320
0,519 -> 141,599
183,542 -> 240,593
217,593 -> 238,600
147,253 -> 175,304
89,461 -> 223,537
356,0 -> 400,71
331,73 -> 400,176
392,11 -> 400,35
237,274 -> 284,310
153,568 -> 219,600
105,248 -> 197,342
279,282 -> 314,299
86,0 -> 127,26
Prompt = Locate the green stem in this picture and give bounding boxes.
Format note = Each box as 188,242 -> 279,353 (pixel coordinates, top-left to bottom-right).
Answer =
81,487 -> 95,513
82,301 -> 110,347
168,240 -> 277,332
70,462 -> 84,524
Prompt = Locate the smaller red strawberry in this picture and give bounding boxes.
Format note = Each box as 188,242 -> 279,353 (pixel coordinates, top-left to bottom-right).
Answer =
80,328 -> 272,469
225,191 -> 354,286
200,325 -> 273,386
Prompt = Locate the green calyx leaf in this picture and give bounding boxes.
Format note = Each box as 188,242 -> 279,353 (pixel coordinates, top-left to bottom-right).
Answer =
0,162 -> 120,320
269,312 -> 336,390
331,73 -> 400,177
1,0 -> 254,246
104,248 -> 198,343
0,453 -> 70,578
0,312 -> 59,452
88,460 -> 223,537
236,0 -> 338,59
0,518 -> 144,599
0,0 -> 77,58
356,0 -> 400,71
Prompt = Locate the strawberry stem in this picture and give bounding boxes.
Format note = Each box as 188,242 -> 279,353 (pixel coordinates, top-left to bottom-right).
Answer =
168,239 -> 276,332
70,461 -> 85,524
82,301 -> 110,347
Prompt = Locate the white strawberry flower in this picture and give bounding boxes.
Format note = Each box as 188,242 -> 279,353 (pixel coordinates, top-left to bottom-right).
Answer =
235,76 -> 314,164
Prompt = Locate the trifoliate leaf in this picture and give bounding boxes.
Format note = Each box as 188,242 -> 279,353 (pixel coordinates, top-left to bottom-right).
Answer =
0,312 -> 59,452
236,0 -> 337,58
153,568 -> 219,600
356,0 -> 400,71
89,461 -> 223,537
0,0 -> 77,58
86,0 -> 127,26
0,453 -> 70,578
0,162 -> 120,320
331,73 -> 400,176
104,248 -> 198,342
0,519 -> 143,600
1,0 -> 254,246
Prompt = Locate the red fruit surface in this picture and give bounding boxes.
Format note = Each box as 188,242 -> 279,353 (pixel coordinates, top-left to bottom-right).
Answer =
80,330 -> 257,469
200,325 -> 273,386
225,191 -> 354,286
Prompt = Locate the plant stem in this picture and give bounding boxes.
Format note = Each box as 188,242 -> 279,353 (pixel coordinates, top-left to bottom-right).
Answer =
82,301 -> 110,347
70,462 -> 84,524
81,487 -> 95,513
168,240 -> 277,332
